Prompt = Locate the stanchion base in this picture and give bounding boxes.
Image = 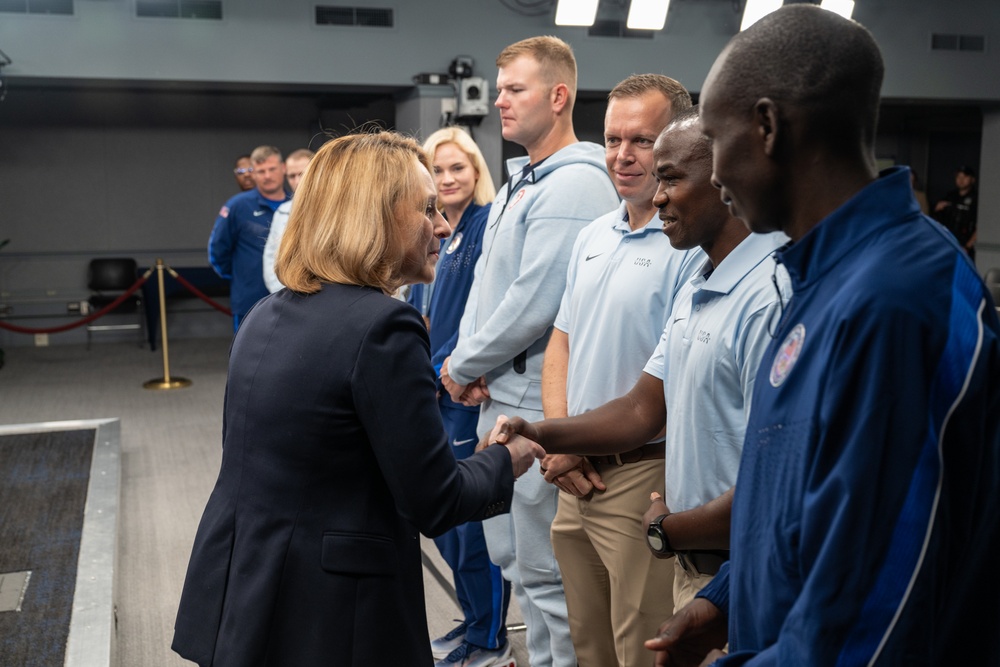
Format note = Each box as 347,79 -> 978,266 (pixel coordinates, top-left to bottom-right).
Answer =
143,377 -> 192,390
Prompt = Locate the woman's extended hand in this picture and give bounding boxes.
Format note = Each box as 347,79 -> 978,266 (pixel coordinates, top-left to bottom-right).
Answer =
504,433 -> 545,477
474,414 -> 544,476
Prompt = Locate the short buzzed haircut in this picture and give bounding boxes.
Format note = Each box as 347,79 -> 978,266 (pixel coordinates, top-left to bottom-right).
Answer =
497,36 -> 578,107
662,106 -> 711,165
286,148 -> 315,163
609,74 -> 692,119
716,5 -> 883,153
250,145 -> 283,164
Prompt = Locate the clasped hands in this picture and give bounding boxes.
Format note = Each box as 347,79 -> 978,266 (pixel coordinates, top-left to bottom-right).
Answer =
440,357 -> 490,407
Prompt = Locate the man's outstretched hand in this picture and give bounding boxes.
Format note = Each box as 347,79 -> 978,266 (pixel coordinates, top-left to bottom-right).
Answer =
487,414 -> 540,446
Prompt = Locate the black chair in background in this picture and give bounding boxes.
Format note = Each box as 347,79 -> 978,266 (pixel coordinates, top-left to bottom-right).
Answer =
86,258 -> 144,349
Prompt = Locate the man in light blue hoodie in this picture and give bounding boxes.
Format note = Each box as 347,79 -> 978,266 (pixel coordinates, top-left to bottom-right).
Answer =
441,36 -> 619,667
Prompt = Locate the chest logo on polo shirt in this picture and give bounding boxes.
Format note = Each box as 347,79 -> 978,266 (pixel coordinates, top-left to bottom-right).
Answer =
446,231 -> 464,255
770,323 -> 805,387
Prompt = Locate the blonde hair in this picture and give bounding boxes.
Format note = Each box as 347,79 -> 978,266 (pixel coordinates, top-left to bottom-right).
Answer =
250,145 -> 282,164
497,36 -> 577,109
422,127 -> 497,207
286,148 -> 315,162
275,131 -> 429,295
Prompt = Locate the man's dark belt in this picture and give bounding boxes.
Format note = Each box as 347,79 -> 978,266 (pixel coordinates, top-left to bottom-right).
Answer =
676,550 -> 729,577
587,441 -> 665,468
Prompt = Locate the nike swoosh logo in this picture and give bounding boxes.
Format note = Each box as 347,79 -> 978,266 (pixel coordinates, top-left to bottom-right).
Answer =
253,210 -> 265,216
585,253 -> 603,261
453,438 -> 477,446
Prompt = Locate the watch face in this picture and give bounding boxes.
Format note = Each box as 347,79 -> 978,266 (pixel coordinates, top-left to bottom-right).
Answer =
647,528 -> 665,552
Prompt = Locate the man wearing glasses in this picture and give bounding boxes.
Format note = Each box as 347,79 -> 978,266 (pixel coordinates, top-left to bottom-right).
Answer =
233,154 -> 255,192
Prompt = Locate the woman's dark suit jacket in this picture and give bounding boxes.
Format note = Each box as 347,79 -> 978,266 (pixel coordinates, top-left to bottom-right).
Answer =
172,283 -> 514,667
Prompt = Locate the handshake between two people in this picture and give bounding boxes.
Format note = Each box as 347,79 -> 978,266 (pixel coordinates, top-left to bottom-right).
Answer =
479,414 -> 544,479
483,415 -> 606,497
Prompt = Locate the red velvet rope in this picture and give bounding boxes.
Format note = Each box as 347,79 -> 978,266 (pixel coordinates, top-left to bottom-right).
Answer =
0,272 -> 151,334
168,268 -> 233,316
0,264 -> 233,335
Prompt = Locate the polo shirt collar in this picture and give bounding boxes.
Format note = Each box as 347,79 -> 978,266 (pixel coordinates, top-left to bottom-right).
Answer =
611,201 -> 665,235
697,231 -> 784,296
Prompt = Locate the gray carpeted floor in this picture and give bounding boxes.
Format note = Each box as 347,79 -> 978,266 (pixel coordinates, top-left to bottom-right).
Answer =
0,339 -> 526,666
0,429 -> 94,666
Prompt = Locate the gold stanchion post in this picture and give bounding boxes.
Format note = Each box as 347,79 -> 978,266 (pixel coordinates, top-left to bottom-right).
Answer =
144,259 -> 192,390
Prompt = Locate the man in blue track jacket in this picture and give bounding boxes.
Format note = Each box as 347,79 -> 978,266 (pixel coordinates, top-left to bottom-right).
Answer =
209,145 -> 290,330
646,5 -> 1000,666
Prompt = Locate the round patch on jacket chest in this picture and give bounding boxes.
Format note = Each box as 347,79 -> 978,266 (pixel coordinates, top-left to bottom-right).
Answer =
446,231 -> 464,255
770,323 -> 805,387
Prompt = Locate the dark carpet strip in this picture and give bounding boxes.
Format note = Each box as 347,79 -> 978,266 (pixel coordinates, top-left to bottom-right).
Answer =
0,429 -> 95,667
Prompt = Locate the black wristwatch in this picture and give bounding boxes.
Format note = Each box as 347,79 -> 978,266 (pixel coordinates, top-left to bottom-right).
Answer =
646,513 -> 674,556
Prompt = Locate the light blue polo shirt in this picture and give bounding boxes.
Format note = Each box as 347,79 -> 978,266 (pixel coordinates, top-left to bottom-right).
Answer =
555,201 -> 703,418
643,231 -> 791,512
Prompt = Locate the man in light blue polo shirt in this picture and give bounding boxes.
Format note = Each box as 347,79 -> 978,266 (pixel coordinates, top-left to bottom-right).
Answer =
539,74 -> 702,667
639,107 -> 790,610
491,106 -> 791,633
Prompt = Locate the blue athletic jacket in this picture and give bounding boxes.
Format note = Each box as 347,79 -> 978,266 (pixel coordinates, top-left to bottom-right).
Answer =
700,167 -> 1000,665
408,202 -> 490,412
208,188 -> 289,323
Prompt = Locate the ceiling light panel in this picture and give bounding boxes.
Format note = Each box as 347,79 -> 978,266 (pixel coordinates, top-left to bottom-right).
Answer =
555,0 -> 600,26
627,0 -> 671,30
740,0 -> 783,31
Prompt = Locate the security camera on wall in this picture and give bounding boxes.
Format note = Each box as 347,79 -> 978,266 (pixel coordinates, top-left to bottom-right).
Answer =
456,76 -> 489,124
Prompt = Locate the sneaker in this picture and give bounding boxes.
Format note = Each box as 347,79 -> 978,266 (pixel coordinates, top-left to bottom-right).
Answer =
434,641 -> 512,667
431,621 -> 467,659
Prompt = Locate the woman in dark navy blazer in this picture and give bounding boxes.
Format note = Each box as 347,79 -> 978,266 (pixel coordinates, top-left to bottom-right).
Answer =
172,131 -> 542,667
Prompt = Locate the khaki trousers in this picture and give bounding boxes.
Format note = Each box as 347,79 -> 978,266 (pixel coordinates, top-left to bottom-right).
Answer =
671,558 -> 715,613
550,459 -> 675,667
